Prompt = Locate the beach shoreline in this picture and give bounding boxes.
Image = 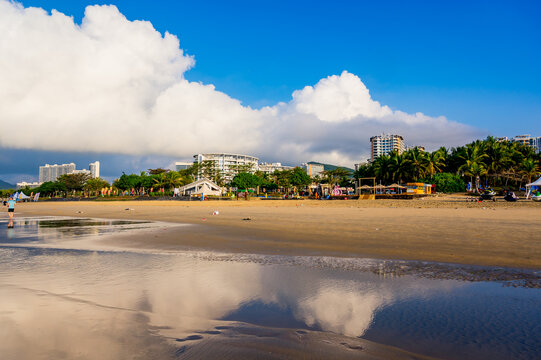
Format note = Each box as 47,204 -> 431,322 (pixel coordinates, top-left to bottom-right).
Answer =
10,197 -> 541,270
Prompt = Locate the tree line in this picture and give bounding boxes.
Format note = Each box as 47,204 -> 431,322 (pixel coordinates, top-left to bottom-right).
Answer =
6,136 -> 540,198
355,136 -> 540,192
13,173 -> 110,197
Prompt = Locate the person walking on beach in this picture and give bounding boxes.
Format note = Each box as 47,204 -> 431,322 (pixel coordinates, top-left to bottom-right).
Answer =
7,196 -> 15,228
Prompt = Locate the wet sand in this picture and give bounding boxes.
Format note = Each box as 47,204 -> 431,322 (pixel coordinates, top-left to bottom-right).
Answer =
172,324 -> 439,360
12,196 -> 541,270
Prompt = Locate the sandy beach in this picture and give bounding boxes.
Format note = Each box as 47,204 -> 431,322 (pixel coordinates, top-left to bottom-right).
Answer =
11,196 -> 541,270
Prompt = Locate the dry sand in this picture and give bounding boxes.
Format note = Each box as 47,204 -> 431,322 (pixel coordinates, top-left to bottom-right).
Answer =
12,196 -> 541,270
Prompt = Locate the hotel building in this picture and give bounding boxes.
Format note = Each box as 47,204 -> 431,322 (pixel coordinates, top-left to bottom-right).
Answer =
193,153 -> 259,181
370,134 -> 406,162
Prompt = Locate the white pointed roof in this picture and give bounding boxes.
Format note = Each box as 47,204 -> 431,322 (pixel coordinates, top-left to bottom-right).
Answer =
526,176 -> 541,187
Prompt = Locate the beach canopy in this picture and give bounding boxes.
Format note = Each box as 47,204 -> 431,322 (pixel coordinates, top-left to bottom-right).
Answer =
360,185 -> 372,189
387,184 -> 406,189
176,178 -> 222,196
18,192 -> 31,200
526,176 -> 541,187
525,176 -> 541,198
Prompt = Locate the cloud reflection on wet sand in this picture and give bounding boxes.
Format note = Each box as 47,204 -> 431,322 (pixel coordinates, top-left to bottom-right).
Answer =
0,246 -> 457,359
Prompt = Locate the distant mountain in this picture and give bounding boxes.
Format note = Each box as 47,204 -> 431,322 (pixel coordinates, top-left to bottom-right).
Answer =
0,179 -> 15,190
307,161 -> 354,173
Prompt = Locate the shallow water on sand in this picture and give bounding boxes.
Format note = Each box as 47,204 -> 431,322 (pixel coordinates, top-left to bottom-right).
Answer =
0,217 -> 540,360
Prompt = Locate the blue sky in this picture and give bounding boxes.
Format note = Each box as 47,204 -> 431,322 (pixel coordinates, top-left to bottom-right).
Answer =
1,0 -> 540,183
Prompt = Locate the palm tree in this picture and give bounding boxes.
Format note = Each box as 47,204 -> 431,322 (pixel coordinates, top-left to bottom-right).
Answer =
372,154 -> 392,183
404,148 -> 428,181
520,158 -> 540,185
483,137 -> 512,186
465,162 -> 488,192
322,168 -> 350,188
164,171 -> 184,189
458,143 -> 488,192
153,173 -> 168,192
425,150 -> 445,177
388,151 -> 409,183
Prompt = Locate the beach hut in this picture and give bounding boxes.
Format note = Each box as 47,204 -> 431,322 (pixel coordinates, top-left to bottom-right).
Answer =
406,183 -> 432,195
525,176 -> 541,199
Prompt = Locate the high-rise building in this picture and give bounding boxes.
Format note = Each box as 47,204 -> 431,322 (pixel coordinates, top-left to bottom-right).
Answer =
39,163 -> 76,183
38,161 -> 99,183
193,153 -> 259,181
89,161 -> 100,178
370,134 -> 406,162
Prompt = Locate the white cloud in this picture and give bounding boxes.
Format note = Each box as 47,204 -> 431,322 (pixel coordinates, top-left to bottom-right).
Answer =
0,1 -> 481,167
292,71 -> 392,122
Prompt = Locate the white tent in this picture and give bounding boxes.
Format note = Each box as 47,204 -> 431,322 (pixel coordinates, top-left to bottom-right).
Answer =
17,192 -> 31,200
525,176 -> 541,199
176,178 -> 222,197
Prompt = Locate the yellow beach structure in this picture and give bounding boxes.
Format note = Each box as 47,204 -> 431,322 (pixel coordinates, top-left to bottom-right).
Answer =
406,183 -> 432,194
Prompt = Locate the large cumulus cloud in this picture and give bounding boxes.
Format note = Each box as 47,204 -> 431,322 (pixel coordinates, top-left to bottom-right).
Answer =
0,1 -> 480,166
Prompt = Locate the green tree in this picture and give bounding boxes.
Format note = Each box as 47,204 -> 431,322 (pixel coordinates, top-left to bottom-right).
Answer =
353,164 -> 373,180
37,181 -> 67,197
388,151 -> 409,183
162,171 -> 185,190
404,148 -> 428,181
84,178 -> 110,196
520,158 -> 540,185
457,143 -> 488,191
113,173 -> 141,191
322,168 -> 351,188
231,172 -> 261,190
289,167 -> 311,191
372,154 -> 392,183
148,168 -> 169,175
425,149 -> 446,177
57,173 -> 90,192
420,173 -> 465,193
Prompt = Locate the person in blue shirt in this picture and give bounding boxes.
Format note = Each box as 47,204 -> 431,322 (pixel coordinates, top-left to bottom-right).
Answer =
7,196 -> 15,228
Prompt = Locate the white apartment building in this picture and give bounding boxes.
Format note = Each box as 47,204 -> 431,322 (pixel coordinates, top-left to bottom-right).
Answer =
370,134 -> 406,162
39,163 -> 76,183
71,169 -> 91,176
38,161 -> 100,183
193,153 -> 259,181
302,163 -> 325,177
257,162 -> 293,174
89,161 -> 100,178
175,162 -> 193,171
16,181 -> 41,189
510,135 -> 541,153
